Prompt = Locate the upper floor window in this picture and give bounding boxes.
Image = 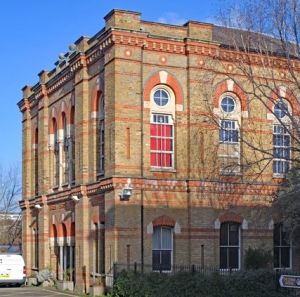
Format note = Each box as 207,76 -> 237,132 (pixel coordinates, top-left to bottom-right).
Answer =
220,222 -> 240,270
98,96 -> 105,174
274,223 -> 291,269
219,120 -> 239,143
221,96 -> 235,113
153,89 -> 170,107
150,114 -> 174,168
152,226 -> 173,271
273,125 -> 290,175
274,100 -> 288,119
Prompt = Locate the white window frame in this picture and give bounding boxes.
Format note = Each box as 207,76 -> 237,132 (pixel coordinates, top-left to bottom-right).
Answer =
219,222 -> 241,270
274,224 -> 292,269
150,114 -> 174,169
152,226 -> 173,272
98,96 -> 105,175
273,124 -> 291,176
219,120 -> 239,144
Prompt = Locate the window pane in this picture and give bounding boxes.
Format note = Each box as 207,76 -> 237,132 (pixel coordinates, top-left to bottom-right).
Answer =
273,225 -> 280,245
161,228 -> 172,249
220,224 -> 228,245
161,250 -> 171,270
274,247 -> 280,268
229,247 -> 239,269
152,228 -> 161,249
281,247 -> 290,268
152,250 -> 161,270
220,247 -> 228,269
229,224 -> 239,245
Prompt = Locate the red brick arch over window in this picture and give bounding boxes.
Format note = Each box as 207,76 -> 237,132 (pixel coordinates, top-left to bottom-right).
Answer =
219,211 -> 243,224
213,79 -> 248,112
152,215 -> 176,228
267,87 -> 300,116
91,77 -> 104,113
144,71 -> 183,105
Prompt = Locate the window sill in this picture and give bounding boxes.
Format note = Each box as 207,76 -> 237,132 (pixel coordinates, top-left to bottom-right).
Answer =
150,168 -> 176,173
220,171 -> 242,176
97,173 -> 105,179
273,174 -> 286,179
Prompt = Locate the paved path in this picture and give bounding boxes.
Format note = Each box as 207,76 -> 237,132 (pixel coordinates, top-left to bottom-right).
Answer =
0,286 -> 79,296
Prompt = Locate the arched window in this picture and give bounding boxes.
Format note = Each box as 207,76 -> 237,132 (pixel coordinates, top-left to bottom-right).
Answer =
150,86 -> 175,169
274,223 -> 291,268
98,96 -> 105,174
220,222 -> 240,269
34,128 -> 38,195
273,99 -> 291,176
52,118 -> 59,187
218,94 -> 241,174
152,226 -> 173,271
62,113 -> 68,184
70,106 -> 75,184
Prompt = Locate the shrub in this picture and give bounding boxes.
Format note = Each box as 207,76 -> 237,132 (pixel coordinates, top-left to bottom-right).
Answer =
111,269 -> 287,297
244,247 -> 272,270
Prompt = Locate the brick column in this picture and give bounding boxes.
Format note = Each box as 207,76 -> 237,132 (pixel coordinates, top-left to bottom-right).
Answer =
21,201 -> 33,275
74,189 -> 90,293
38,195 -> 50,269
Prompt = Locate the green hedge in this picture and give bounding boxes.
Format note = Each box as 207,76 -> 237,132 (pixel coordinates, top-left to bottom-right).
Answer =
111,270 -> 287,297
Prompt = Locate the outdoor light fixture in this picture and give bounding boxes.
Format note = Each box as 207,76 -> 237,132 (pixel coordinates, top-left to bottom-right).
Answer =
34,204 -> 42,209
119,179 -> 133,201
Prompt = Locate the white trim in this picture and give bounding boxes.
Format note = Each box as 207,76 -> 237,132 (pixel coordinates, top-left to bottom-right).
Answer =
175,104 -> 183,111
279,86 -> 287,98
91,111 -> 98,119
159,71 -> 168,84
147,222 -> 153,234
226,79 -> 234,91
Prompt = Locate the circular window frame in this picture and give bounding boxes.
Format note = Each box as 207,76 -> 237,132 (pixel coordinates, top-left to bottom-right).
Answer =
150,85 -> 175,110
220,96 -> 236,113
153,88 -> 170,107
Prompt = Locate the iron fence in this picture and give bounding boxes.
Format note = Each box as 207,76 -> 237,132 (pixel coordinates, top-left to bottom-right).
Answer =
111,263 -> 300,296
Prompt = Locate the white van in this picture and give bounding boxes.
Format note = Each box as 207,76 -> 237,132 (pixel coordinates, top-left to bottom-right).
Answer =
0,254 -> 26,286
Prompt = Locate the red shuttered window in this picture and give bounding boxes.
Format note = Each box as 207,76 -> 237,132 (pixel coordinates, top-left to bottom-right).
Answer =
150,114 -> 174,168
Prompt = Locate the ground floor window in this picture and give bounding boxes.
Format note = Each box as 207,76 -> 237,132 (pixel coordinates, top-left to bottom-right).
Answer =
274,223 -> 291,268
220,222 -> 240,269
152,227 -> 172,271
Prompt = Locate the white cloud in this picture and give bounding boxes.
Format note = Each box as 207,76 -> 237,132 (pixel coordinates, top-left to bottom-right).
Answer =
156,12 -> 187,25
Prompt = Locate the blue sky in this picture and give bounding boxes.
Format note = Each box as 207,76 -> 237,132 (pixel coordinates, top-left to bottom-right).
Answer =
0,0 -> 235,169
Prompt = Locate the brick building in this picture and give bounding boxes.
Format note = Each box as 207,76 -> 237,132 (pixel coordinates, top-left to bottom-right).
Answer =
18,9 -> 299,292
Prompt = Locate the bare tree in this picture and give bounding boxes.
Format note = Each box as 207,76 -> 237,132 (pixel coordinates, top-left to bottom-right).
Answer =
214,0 -> 300,244
0,165 -> 22,250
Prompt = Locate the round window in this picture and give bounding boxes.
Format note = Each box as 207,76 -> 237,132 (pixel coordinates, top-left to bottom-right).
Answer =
153,89 -> 169,106
274,100 -> 288,118
221,96 -> 235,113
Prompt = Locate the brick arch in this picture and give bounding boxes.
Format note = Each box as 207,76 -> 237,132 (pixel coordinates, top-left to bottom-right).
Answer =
152,215 -> 176,228
144,71 -> 184,105
58,102 -> 71,128
70,106 -> 75,125
49,117 -> 58,134
91,76 -> 104,113
268,87 -> 300,116
50,224 -> 58,238
70,222 -> 75,237
213,79 -> 248,112
219,211 -> 243,224
32,126 -> 38,145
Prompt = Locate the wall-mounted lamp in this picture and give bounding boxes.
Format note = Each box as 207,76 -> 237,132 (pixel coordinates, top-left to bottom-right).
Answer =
119,179 -> 133,201
71,195 -> 80,202
34,204 -> 42,209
